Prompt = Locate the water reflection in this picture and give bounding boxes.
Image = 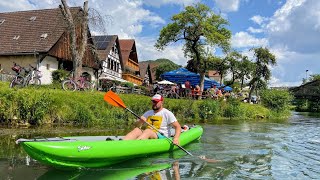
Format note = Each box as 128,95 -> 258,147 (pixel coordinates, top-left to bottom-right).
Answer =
1,155 -> 210,179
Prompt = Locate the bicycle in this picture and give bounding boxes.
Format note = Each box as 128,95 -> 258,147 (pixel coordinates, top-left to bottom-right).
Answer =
62,73 -> 94,92
10,63 -> 42,88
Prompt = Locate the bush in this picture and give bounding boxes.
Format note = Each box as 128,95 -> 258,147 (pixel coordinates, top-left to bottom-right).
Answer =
223,98 -> 242,118
121,82 -> 134,88
52,70 -> 69,83
260,89 -> 293,112
198,100 -> 219,121
0,87 -> 52,125
17,90 -> 52,125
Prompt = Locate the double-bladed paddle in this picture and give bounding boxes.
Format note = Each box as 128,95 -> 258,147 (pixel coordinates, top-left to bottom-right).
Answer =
104,90 -> 193,156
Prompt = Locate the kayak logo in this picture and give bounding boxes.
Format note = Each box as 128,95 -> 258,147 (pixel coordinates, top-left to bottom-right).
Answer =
78,146 -> 91,152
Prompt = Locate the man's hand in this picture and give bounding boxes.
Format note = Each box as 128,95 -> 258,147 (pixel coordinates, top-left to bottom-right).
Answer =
140,116 -> 147,122
173,137 -> 180,145
171,121 -> 181,145
135,116 -> 146,128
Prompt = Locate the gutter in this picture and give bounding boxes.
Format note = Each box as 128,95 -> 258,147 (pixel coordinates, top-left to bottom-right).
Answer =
0,51 -> 47,56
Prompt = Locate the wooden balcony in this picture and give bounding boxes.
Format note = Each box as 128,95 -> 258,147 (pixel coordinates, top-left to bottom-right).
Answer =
122,73 -> 143,85
126,58 -> 139,71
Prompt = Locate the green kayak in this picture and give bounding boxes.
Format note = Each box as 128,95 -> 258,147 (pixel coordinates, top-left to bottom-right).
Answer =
16,125 -> 203,169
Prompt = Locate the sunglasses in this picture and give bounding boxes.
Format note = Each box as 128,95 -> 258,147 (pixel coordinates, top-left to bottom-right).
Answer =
151,100 -> 161,103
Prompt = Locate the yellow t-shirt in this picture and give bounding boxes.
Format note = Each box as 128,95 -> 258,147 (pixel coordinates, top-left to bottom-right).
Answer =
147,115 -> 163,131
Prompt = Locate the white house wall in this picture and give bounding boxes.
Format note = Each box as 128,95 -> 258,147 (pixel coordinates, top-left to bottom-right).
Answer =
82,66 -> 96,82
39,56 -> 58,84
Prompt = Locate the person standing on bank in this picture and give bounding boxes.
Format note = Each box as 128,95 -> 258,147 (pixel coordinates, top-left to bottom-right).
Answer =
123,94 -> 181,145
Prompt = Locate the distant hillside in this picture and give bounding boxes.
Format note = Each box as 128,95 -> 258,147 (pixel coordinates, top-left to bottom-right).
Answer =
140,58 -> 182,80
141,58 -> 180,66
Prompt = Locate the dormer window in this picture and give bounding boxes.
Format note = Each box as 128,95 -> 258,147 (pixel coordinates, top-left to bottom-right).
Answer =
114,45 -> 118,54
40,33 -> 48,39
13,35 -> 20,40
29,16 -> 36,21
0,19 -> 5,25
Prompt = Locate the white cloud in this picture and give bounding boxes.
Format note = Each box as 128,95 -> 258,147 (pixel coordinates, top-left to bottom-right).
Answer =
250,15 -> 268,25
143,0 -> 198,8
269,77 -> 301,87
213,0 -> 240,12
247,27 -> 263,33
0,0 -> 165,38
232,32 -> 269,48
241,0 -> 320,86
135,37 -> 186,65
266,0 -> 320,53
267,47 -> 320,87
0,0 -> 58,12
86,0 -> 165,38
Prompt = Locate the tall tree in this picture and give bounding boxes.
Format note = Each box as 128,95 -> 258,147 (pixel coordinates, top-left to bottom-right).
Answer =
237,55 -> 255,90
59,0 -> 88,79
225,51 -> 242,85
309,74 -> 320,82
248,47 -> 276,102
155,3 -> 231,92
155,62 -> 181,80
210,56 -> 229,86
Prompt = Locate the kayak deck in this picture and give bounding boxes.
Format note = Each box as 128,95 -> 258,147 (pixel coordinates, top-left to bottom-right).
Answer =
16,135 -> 125,144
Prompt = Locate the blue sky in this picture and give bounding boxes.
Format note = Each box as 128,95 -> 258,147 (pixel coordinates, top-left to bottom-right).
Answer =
1,0 -> 319,87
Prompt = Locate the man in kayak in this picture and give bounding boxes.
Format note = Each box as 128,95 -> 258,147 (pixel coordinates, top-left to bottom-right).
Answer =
123,94 -> 181,145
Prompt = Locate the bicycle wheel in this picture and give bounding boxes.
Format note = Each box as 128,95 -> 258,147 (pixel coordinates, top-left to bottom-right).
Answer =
77,80 -> 94,92
10,75 -> 24,88
62,80 -> 76,91
83,81 -> 94,92
27,78 -> 41,87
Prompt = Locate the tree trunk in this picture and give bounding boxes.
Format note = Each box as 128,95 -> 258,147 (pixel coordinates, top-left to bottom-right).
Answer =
248,82 -> 256,103
73,55 -> 83,78
60,0 -> 88,79
240,78 -> 244,90
220,74 -> 223,86
199,72 -> 205,99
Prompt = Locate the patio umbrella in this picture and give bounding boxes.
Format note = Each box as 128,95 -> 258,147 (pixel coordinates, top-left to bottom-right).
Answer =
157,80 -> 175,85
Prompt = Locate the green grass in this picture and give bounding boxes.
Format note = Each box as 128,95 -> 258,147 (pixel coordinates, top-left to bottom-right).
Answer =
0,81 -> 291,126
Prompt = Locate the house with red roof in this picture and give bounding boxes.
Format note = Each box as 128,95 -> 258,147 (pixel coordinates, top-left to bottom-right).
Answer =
0,7 -> 98,84
119,39 -> 143,85
92,35 -> 126,83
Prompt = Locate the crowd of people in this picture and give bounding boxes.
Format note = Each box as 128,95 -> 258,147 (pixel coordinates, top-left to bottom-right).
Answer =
152,80 -> 233,100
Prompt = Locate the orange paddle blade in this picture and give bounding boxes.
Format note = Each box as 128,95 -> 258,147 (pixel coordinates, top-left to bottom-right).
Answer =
104,90 -> 126,108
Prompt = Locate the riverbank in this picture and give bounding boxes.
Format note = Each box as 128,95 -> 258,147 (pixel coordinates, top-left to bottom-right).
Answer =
0,81 -> 291,126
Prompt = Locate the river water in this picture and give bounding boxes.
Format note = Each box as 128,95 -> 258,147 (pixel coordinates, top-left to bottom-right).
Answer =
0,112 -> 320,179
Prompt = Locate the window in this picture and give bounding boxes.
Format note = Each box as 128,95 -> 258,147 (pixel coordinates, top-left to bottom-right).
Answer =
114,43 -> 118,54
40,33 -> 48,39
111,60 -> 114,70
13,35 -> 20,40
107,58 -> 111,69
29,16 -> 37,21
115,46 -> 117,53
46,64 -> 50,70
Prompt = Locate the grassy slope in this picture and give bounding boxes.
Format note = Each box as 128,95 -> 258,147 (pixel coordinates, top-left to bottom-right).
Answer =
0,81 -> 290,126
